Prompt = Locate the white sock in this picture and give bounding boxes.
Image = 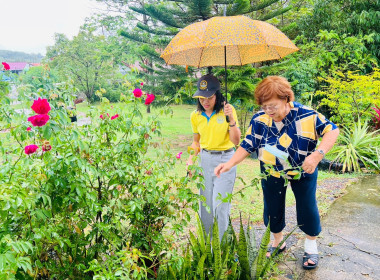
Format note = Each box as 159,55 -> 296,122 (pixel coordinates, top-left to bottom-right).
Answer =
304,238 -> 318,254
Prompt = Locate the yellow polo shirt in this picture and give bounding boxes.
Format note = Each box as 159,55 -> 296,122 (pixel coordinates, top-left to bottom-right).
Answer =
190,106 -> 239,150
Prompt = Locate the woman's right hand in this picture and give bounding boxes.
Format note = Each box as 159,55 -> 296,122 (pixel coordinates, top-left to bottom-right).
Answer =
214,163 -> 231,177
186,159 -> 193,177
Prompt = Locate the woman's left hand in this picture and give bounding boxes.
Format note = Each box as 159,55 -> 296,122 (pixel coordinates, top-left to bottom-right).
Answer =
302,152 -> 323,174
224,102 -> 234,121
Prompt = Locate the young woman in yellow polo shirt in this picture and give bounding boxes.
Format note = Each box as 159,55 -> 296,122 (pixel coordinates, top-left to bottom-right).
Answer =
186,74 -> 241,240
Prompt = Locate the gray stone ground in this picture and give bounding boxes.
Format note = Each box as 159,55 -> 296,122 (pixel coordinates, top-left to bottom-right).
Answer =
276,175 -> 380,280
76,112 -> 91,126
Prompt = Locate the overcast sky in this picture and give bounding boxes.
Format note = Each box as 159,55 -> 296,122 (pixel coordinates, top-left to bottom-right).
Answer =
0,0 -> 107,55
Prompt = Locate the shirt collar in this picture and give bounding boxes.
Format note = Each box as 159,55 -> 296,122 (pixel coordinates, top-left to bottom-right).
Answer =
201,110 -> 216,122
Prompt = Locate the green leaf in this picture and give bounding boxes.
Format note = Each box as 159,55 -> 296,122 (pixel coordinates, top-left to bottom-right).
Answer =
238,213 -> 250,280
212,218 -> 222,277
196,214 -> 206,253
255,221 -> 271,279
197,254 -> 207,278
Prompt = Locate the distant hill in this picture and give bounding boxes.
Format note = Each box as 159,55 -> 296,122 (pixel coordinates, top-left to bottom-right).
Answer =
0,50 -> 44,63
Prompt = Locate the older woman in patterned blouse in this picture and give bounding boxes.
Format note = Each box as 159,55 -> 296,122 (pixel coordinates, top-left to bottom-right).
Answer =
214,76 -> 339,270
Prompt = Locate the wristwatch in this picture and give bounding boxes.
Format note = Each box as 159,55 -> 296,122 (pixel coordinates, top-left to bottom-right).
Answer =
316,149 -> 325,157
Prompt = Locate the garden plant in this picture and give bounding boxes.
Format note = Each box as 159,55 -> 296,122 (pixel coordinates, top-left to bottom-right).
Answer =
0,79 -> 202,279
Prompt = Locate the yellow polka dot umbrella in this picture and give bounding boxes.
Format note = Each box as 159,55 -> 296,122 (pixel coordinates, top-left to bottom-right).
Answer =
161,15 -> 298,68
160,15 -> 298,121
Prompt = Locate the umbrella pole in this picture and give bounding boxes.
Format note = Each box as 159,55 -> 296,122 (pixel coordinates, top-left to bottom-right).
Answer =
224,45 -> 230,123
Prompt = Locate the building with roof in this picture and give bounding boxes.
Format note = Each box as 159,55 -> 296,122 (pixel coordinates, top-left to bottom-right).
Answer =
7,62 -> 30,74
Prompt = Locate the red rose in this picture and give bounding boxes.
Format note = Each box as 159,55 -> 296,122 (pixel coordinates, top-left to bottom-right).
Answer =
31,98 -> 51,114
145,94 -> 155,105
2,62 -> 10,71
140,82 -> 144,86
27,114 -> 50,127
133,88 -> 142,98
27,127 -> 32,131
111,114 -> 119,120
100,114 -> 104,119
24,145 -> 39,155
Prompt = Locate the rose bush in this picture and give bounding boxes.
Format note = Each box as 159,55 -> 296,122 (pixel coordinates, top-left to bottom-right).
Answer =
0,80 -> 201,279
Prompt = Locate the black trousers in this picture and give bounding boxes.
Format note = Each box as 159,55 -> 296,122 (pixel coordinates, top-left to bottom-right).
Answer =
261,166 -> 321,237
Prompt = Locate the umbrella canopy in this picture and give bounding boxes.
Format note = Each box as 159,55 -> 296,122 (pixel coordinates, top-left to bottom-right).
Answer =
161,15 -> 298,67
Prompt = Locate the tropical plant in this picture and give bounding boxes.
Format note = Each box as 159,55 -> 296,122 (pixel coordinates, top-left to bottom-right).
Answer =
343,0 -> 380,62
158,215 -> 240,280
299,0 -> 380,64
158,214 -> 296,279
281,59 -> 319,102
330,121 -> 380,173
299,30 -> 377,76
214,66 -> 258,104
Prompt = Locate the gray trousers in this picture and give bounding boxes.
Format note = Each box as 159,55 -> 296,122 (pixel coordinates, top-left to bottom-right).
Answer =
199,149 -> 237,241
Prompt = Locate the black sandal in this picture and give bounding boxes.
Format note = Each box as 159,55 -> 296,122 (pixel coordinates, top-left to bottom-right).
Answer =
302,252 -> 319,270
266,244 -> 286,258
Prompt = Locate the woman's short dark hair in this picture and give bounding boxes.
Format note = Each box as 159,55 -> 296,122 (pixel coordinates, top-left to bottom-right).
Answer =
196,90 -> 225,114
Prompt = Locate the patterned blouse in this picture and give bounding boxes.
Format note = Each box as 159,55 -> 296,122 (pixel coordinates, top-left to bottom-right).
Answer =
240,102 -> 338,177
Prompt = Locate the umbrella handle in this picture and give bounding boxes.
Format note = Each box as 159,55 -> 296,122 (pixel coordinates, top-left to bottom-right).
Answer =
224,100 -> 230,123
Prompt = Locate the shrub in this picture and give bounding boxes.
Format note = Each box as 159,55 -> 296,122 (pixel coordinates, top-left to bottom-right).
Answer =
0,82 -> 199,278
315,69 -> 380,127
330,121 -> 380,172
